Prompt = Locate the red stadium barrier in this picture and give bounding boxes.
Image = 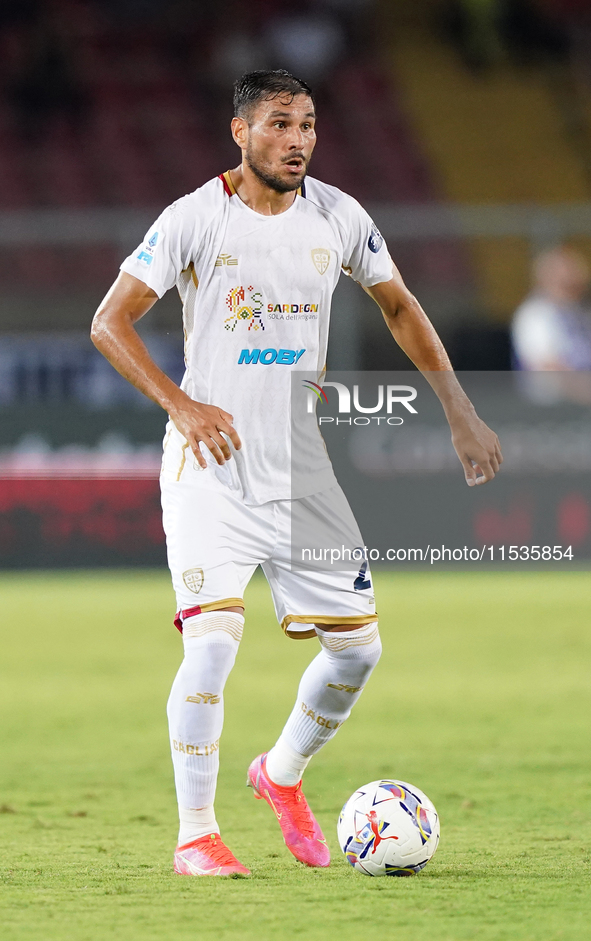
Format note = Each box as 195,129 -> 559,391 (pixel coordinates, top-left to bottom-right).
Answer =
0,478 -> 165,567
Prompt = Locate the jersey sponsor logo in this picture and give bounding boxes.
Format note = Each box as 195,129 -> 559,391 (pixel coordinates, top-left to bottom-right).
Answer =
183,567 -> 204,594
311,247 -> 330,274
368,222 -> 384,253
267,302 -> 319,321
137,250 -> 153,265
224,286 -> 265,332
238,348 -> 305,365
215,253 -> 238,267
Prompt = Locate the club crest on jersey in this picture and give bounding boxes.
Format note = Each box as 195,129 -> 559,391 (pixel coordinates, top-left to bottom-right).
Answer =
224,286 -> 265,332
311,248 -> 330,275
182,567 -> 204,594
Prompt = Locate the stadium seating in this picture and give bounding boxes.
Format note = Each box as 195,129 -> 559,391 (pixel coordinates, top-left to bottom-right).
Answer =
0,0 -> 440,294
0,0 -> 492,368
380,0 -> 591,317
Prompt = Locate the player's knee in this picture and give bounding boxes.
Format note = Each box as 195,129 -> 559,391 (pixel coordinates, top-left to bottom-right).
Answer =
169,611 -> 245,715
366,626 -> 382,669
181,610 -> 244,666
317,621 -> 382,668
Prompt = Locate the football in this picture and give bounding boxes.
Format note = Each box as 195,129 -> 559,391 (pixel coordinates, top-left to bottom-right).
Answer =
337,779 -> 440,876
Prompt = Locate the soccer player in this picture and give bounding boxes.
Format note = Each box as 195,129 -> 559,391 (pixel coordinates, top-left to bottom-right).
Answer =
91,70 -> 502,877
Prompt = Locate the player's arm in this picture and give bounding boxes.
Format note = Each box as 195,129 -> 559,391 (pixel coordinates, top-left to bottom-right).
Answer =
90,271 -> 241,467
364,264 -> 502,486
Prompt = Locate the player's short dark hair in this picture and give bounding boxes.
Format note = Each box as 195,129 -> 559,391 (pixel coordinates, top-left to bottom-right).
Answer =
233,70 -> 315,122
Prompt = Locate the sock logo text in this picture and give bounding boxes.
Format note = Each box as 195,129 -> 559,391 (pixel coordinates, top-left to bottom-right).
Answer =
300,701 -> 342,730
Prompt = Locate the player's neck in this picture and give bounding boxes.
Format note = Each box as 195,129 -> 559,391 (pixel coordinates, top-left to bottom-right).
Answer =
229,165 -> 297,216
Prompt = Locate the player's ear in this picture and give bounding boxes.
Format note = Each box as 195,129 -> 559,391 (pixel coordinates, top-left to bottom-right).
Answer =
231,116 -> 248,149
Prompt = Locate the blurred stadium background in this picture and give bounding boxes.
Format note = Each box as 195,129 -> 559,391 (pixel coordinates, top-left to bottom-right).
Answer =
2,0 -> 591,567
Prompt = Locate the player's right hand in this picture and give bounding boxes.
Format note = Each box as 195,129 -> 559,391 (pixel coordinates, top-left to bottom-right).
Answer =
169,396 -> 242,468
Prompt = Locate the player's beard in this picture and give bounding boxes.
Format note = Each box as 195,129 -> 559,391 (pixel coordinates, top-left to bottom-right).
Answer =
245,144 -> 308,193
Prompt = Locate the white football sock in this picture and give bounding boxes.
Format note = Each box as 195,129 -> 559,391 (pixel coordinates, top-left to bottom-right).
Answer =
266,622 -> 382,786
167,611 -> 244,821
178,804 -> 218,846
265,738 -> 311,788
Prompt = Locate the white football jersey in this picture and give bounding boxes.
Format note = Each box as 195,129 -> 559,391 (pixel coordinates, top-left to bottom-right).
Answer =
121,172 -> 393,505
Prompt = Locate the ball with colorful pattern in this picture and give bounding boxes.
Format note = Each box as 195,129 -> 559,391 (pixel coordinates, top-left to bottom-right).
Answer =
337,779 -> 440,876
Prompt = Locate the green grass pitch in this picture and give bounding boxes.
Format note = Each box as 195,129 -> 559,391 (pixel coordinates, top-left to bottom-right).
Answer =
1,569 -> 590,941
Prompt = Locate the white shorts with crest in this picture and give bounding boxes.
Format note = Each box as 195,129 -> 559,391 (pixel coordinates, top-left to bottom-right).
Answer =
160,428 -> 377,640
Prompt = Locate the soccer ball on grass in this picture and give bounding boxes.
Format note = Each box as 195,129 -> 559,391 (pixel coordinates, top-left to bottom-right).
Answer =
337,779 -> 440,876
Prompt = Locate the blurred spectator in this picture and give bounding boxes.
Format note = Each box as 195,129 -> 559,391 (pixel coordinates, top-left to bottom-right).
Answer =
316,0 -> 375,54
443,0 -> 568,69
210,30 -> 269,87
460,0 -> 504,68
502,0 -> 569,62
443,0 -> 505,69
512,246 -> 591,369
8,3 -> 87,141
265,9 -> 346,84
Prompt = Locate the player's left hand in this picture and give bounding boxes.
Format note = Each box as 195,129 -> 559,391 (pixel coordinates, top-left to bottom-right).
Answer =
449,410 -> 503,486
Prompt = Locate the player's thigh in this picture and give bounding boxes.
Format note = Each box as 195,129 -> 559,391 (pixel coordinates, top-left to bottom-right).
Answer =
264,485 -> 377,640
160,476 -> 268,613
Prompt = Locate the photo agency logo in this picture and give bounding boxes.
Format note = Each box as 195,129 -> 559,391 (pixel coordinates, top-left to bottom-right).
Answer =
302,380 -> 418,426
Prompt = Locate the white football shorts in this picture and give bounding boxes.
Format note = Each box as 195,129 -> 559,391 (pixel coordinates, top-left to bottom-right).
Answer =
160,429 -> 377,640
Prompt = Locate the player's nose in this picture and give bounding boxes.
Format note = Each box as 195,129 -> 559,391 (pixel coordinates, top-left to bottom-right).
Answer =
288,127 -> 306,148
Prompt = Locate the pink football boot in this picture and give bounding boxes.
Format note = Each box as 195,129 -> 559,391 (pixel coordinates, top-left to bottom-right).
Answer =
247,753 -> 330,867
174,833 -> 250,877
